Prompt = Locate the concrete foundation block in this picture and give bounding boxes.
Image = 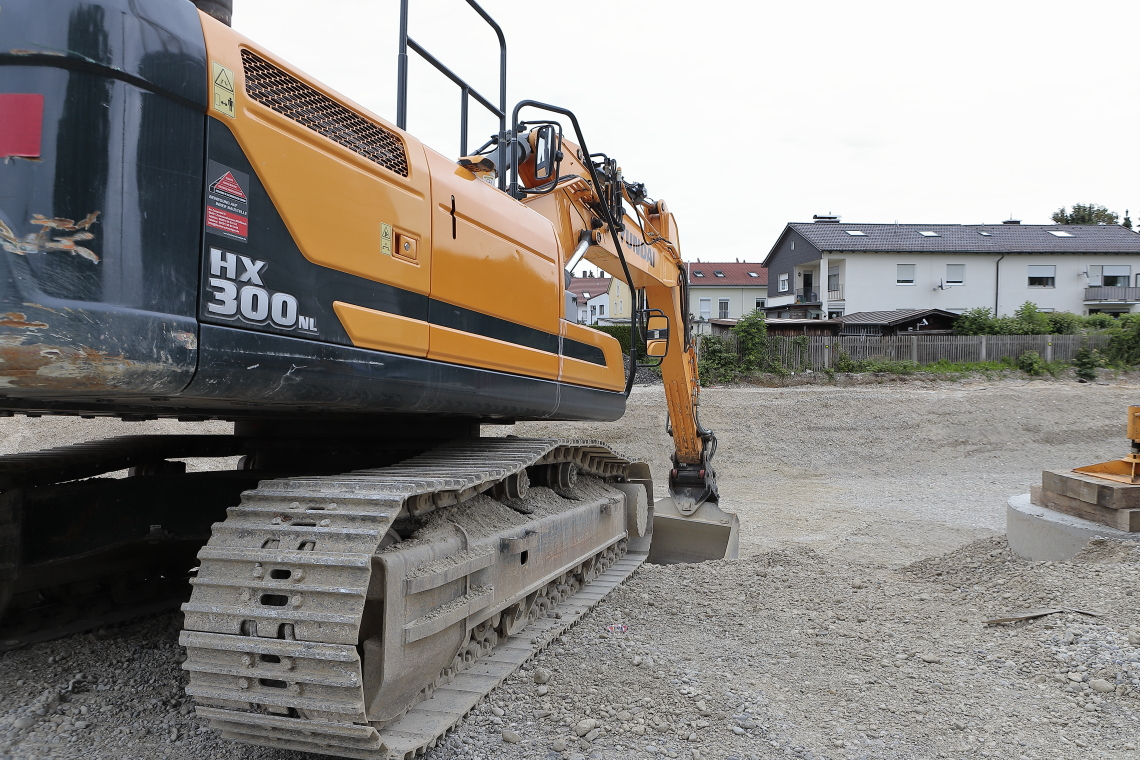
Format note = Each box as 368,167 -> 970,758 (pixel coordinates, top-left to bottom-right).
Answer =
1007,493 -> 1140,561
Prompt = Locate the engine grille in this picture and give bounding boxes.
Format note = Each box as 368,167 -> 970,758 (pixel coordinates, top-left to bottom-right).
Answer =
240,49 -> 409,177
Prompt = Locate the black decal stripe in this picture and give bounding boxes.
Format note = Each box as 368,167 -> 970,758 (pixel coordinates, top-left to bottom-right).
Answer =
428,300 -> 558,354
561,338 -> 607,366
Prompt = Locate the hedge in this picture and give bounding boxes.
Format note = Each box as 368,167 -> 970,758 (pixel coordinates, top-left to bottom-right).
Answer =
589,324 -> 632,354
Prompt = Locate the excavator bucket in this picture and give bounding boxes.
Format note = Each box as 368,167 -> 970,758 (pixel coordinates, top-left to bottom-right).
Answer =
648,496 -> 740,564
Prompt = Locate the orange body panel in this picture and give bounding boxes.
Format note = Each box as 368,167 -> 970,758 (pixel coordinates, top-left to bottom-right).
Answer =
560,322 -> 625,391
199,15 -> 624,391
429,324 -> 558,380
333,302 -> 429,358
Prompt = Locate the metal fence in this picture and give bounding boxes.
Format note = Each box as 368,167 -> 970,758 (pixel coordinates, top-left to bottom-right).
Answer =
697,333 -> 1111,372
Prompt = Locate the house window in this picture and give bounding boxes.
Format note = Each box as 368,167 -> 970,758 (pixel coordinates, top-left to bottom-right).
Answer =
590,305 -> 597,320
693,271 -> 704,278
1028,265 -> 1056,288
755,298 -> 766,309
748,272 -> 759,278
699,298 -> 711,320
946,264 -> 964,285
718,299 -> 730,319
714,271 -> 725,277
1103,265 -> 1131,287
896,264 -> 916,285
828,266 -> 839,291
778,273 -> 789,292
598,304 -> 605,316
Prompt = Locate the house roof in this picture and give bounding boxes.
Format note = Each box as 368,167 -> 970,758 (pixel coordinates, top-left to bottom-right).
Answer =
765,222 -> 1140,264
687,262 -> 768,286
837,308 -> 961,326
568,276 -> 612,305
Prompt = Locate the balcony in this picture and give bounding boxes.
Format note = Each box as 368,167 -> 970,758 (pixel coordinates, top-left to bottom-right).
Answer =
795,288 -> 820,304
827,284 -> 845,302
1085,286 -> 1140,302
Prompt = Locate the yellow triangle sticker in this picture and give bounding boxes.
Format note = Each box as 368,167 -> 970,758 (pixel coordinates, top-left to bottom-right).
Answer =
213,65 -> 234,93
211,62 -> 236,119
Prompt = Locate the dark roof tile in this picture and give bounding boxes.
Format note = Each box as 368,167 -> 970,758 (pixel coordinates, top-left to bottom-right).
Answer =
787,223 -> 1140,254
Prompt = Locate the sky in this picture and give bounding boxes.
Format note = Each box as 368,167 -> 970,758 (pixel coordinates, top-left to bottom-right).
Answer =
233,0 -> 1140,264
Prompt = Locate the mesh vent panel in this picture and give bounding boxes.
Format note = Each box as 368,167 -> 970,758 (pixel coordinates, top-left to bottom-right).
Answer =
241,50 -> 409,177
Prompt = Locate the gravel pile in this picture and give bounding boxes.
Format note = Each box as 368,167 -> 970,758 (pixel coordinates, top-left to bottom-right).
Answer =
1,379 -> 1139,759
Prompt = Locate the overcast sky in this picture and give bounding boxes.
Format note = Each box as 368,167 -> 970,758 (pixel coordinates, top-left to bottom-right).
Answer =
233,0 -> 1140,264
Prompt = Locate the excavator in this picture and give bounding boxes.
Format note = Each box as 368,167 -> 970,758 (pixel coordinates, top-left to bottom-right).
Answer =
0,0 -> 738,756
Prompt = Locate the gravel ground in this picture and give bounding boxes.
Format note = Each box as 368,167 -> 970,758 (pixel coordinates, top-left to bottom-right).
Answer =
1,378 -> 1139,759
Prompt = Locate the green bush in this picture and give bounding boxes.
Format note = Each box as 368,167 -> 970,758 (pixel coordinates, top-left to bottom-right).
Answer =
1046,311 -> 1082,335
1072,347 -> 1101,381
954,303 -> 1108,336
1085,312 -> 1119,330
589,324 -> 632,354
1017,350 -> 1046,375
1103,318 -> 1140,366
953,307 -> 997,335
696,334 -> 741,385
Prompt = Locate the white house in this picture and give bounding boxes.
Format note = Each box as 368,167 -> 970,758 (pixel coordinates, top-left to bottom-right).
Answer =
687,261 -> 769,327
762,217 -> 1140,318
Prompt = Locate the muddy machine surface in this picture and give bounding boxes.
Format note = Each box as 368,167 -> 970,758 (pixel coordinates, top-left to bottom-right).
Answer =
0,0 -> 738,755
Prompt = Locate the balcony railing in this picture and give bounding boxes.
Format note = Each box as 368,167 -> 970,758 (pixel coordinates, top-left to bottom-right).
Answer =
827,284 -> 844,301
795,288 -> 820,304
1085,286 -> 1140,302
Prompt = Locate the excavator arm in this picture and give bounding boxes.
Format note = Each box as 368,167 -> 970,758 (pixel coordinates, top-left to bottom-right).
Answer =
511,124 -> 739,562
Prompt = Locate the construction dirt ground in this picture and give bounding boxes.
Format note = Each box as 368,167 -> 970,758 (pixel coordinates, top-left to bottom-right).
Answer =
2,378 -> 1139,760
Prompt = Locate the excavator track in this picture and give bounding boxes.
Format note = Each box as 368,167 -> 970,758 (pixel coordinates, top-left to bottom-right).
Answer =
0,435 -> 250,652
180,437 -> 648,759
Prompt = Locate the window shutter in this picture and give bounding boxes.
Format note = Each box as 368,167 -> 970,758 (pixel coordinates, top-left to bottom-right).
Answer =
1088,265 -> 1102,287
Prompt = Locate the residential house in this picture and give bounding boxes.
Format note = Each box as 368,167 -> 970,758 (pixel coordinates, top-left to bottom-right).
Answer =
687,261 -> 768,330
762,217 -> 1140,318
567,275 -> 633,325
568,275 -> 611,324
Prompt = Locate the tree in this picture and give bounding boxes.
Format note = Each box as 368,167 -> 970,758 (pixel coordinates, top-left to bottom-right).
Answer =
1051,203 -> 1119,225
1124,209 -> 1133,230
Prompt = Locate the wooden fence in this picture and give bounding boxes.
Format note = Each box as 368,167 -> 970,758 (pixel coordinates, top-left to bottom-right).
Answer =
698,333 -> 1110,372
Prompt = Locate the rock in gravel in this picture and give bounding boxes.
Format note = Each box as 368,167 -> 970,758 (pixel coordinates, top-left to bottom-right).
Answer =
14,716 -> 34,730
574,718 -> 597,737
919,653 -> 941,664
552,738 -> 568,751
1089,679 -> 1115,693
502,729 -> 522,744
491,705 -> 505,717
533,667 -> 551,684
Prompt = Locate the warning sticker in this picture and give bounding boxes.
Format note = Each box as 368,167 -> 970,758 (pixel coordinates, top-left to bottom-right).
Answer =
206,161 -> 249,242
380,223 -> 394,256
212,61 -> 236,119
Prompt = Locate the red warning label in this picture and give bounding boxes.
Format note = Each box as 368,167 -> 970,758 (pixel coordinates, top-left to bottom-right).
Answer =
205,160 -> 249,242
205,206 -> 249,238
210,171 -> 247,201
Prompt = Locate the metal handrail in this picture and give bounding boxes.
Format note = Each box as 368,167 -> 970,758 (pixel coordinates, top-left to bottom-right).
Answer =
396,0 -> 507,182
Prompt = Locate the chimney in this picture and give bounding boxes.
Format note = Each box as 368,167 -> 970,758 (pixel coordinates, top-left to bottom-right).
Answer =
812,214 -> 840,223
1002,219 -> 1021,225
193,0 -> 233,25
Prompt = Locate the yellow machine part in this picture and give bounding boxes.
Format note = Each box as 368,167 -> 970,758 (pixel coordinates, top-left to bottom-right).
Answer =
1073,405 -> 1140,484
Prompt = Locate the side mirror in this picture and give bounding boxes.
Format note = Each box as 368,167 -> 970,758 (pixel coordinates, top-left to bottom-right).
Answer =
639,311 -> 670,362
532,124 -> 559,181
